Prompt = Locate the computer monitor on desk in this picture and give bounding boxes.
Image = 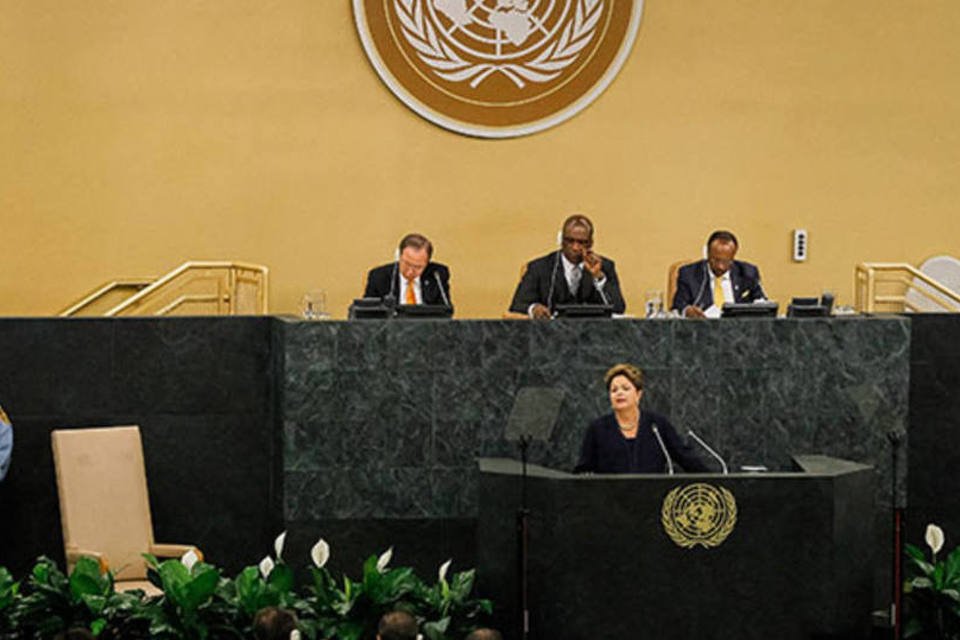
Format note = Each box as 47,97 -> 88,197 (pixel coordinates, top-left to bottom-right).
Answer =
348,298 -> 392,319
787,295 -> 832,318
721,301 -> 779,318
348,298 -> 453,320
553,304 -> 614,319
393,304 -> 453,319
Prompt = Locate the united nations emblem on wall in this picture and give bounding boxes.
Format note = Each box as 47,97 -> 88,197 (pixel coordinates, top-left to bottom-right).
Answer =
661,483 -> 737,549
353,0 -> 644,137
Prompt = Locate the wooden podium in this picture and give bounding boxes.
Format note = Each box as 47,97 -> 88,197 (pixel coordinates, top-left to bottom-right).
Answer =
477,456 -> 875,640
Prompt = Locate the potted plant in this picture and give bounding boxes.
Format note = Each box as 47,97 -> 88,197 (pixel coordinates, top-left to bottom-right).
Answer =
904,523 -> 960,639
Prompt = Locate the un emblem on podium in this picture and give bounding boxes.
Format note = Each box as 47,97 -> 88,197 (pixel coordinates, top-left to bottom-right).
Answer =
661,483 -> 738,549
353,0 -> 644,137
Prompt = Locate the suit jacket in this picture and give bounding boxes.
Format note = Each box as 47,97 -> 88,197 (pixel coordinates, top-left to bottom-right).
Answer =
363,261 -> 452,305
574,411 -> 707,474
671,259 -> 764,312
509,251 -> 626,314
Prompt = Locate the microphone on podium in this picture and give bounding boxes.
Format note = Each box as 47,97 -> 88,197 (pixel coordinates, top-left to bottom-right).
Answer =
650,424 -> 675,475
687,429 -> 729,474
434,271 -> 451,307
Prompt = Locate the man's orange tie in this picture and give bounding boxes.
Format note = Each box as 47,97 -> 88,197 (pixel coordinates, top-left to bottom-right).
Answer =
714,277 -> 724,309
406,278 -> 416,305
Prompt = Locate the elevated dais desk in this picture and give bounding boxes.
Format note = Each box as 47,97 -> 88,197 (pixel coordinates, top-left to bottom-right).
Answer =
477,456 -> 874,640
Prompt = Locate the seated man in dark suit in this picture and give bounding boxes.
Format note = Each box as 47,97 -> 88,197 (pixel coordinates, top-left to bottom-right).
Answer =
509,214 -> 626,318
364,233 -> 451,306
671,230 -> 765,318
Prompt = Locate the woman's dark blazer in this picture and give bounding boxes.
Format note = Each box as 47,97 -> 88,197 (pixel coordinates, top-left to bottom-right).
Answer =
574,411 -> 708,474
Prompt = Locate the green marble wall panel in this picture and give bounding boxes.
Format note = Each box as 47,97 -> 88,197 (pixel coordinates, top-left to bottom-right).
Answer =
281,317 -> 910,521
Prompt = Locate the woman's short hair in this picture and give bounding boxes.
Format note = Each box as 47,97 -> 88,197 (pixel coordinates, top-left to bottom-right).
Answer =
604,363 -> 644,391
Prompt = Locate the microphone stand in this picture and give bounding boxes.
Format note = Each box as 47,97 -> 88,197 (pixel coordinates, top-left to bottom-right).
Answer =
516,434 -> 531,640
888,430 -> 903,640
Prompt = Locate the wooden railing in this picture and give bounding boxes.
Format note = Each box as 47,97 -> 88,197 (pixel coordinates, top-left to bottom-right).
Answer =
59,261 -> 268,317
58,278 -> 157,317
855,263 -> 960,313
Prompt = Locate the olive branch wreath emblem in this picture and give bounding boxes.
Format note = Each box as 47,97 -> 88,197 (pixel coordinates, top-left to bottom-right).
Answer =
661,484 -> 738,549
394,0 -> 604,89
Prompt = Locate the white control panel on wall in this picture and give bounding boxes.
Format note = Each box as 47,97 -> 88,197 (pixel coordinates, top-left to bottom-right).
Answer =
793,229 -> 808,262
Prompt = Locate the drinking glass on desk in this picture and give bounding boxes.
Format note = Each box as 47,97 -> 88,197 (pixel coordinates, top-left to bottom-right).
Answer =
300,290 -> 330,320
644,290 -> 665,318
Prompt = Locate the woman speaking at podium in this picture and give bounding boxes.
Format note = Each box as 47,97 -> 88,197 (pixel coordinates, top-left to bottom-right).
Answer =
574,364 -> 706,474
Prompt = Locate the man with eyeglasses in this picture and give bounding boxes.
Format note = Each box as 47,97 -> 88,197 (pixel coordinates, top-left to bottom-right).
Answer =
671,230 -> 766,318
509,214 -> 626,319
364,233 -> 452,307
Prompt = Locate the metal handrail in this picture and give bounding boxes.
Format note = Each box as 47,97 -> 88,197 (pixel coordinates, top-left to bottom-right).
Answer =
104,261 -> 268,316
855,263 -> 960,313
58,278 -> 156,317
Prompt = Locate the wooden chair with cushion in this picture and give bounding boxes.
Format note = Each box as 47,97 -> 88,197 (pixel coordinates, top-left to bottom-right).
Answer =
51,425 -> 201,594
666,259 -> 696,313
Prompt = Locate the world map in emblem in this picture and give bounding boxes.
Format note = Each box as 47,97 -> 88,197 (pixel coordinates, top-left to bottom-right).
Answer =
353,0 -> 644,137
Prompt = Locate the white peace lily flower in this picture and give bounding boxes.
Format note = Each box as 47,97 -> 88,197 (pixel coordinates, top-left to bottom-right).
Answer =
926,523 -> 945,555
180,549 -> 199,571
438,559 -> 452,583
376,546 -> 393,573
311,538 -> 330,569
274,531 -> 287,561
259,555 -> 275,578
290,631 -> 301,640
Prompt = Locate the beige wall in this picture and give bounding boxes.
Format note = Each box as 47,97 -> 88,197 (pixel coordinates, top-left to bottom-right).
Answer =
2,0 -> 959,318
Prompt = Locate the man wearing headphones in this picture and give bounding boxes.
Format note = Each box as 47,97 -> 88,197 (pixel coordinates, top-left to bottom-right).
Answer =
509,214 -> 626,318
363,233 -> 452,306
671,230 -> 766,318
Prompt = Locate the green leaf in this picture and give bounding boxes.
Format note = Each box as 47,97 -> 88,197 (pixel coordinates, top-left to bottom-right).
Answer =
337,621 -> 366,640
380,567 -> 416,600
267,563 -> 295,595
0,567 -> 19,611
944,546 -> 960,589
903,616 -> 927,639
159,558 -> 190,587
909,557 -> 937,578
449,569 -> 476,602
362,555 -> 380,581
236,570 -> 261,597
70,565 -> 107,601
158,559 -> 191,606
934,563 -> 947,590
80,593 -> 108,615
942,588 -> 960,602
32,559 -> 52,583
90,618 -> 107,636
423,616 -> 451,640
184,566 -> 220,610
905,543 -> 926,560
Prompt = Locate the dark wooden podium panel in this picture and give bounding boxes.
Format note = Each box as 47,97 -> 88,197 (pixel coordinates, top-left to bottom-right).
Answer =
478,456 -> 874,640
